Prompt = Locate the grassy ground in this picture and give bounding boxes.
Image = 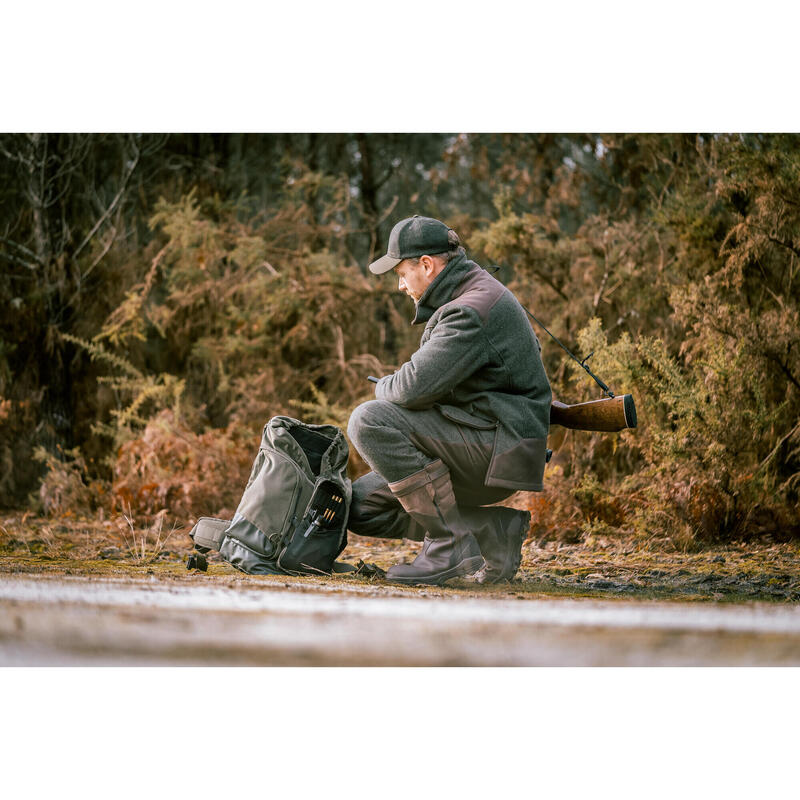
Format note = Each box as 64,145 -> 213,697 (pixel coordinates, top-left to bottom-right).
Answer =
1,511 -> 799,603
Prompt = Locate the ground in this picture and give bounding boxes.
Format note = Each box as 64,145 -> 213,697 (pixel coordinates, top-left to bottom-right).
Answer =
1,511 -> 799,602
2,512 -> 800,666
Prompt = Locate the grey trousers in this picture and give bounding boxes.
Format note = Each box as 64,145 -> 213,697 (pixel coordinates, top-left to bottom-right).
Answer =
347,400 -> 514,540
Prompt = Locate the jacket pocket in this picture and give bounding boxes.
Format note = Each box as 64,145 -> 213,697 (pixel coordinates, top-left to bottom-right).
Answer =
485,437 -> 548,491
436,404 -> 498,430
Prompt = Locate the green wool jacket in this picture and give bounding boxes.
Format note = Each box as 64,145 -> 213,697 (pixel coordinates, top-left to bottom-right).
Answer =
375,253 -> 552,491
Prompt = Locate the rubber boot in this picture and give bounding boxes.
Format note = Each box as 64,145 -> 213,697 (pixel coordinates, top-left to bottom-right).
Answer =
462,507 -> 531,584
385,459 -> 484,585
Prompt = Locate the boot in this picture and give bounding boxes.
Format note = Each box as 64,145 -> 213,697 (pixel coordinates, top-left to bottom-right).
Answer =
385,459 -> 484,585
462,507 -> 531,584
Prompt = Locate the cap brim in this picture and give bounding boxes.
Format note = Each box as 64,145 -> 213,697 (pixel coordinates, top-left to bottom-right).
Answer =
368,253 -> 402,275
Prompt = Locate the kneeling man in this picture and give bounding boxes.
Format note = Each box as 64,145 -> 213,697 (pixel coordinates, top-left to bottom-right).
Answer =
347,216 -> 551,585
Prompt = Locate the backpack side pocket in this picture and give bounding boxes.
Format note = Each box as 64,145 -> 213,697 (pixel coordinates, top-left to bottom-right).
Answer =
277,479 -> 348,574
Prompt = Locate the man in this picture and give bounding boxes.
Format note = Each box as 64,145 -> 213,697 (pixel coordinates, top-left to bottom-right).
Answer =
347,215 -> 552,585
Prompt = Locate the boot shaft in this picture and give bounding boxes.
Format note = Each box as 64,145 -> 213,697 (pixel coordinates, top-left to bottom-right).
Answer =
385,459 -> 484,584
388,459 -> 470,542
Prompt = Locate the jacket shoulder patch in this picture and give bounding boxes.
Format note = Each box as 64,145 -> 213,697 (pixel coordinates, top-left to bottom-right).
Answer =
448,269 -> 506,323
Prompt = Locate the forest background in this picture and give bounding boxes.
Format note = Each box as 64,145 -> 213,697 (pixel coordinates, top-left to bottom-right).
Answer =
1,132 -> 799,550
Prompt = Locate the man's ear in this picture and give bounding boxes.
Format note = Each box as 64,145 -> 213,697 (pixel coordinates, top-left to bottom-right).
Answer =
420,255 -> 437,276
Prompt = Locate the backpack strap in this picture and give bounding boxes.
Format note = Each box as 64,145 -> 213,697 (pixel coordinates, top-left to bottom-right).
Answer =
189,517 -> 231,553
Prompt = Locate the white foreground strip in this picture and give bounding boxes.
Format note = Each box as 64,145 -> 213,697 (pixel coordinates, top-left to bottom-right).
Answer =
2,574 -> 799,635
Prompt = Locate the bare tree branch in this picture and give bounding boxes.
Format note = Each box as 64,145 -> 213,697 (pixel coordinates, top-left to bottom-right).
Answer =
0,236 -> 43,268
72,138 -> 140,262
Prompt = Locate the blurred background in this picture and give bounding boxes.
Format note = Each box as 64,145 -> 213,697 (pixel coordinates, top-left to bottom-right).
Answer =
1,132 -> 798,549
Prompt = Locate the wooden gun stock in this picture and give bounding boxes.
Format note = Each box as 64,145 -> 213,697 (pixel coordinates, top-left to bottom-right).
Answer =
550,395 -> 638,432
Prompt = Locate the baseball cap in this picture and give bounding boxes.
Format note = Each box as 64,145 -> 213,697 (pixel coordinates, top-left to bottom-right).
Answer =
368,215 -> 452,274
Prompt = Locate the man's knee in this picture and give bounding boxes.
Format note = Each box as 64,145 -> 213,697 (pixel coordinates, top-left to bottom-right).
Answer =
347,399 -> 397,446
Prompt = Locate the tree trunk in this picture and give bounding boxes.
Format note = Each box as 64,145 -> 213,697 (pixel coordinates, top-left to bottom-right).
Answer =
355,133 -> 383,261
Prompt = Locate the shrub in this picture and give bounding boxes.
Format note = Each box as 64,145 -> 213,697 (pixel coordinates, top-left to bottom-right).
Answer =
111,410 -> 254,520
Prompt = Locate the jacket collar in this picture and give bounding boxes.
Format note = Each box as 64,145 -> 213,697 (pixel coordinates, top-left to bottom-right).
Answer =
411,253 -> 480,325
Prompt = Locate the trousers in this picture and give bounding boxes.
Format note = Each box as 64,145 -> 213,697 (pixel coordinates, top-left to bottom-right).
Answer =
346,399 -> 514,540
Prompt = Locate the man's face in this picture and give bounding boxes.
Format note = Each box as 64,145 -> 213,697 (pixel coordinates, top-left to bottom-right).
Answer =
394,257 -> 435,301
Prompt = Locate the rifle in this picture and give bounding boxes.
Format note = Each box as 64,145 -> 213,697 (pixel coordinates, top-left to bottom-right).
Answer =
366,377 -> 637,433
510,283 -> 638,433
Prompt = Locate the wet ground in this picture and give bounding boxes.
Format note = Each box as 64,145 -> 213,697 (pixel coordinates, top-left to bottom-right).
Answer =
3,567 -> 800,666
2,514 -> 799,665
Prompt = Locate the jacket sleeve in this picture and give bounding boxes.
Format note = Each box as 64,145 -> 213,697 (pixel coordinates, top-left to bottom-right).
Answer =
375,305 -> 488,409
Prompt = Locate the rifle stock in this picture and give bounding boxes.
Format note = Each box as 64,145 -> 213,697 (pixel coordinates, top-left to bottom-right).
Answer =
550,395 -> 637,432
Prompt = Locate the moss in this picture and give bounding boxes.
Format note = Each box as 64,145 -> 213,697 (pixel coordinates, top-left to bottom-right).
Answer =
1,552 -> 797,604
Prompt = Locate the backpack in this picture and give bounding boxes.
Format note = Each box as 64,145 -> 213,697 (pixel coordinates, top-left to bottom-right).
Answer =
188,416 -> 351,576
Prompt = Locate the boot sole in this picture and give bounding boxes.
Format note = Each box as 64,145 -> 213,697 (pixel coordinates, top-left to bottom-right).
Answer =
385,555 -> 485,586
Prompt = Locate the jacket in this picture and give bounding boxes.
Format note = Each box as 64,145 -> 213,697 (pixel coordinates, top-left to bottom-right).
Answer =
375,253 -> 552,491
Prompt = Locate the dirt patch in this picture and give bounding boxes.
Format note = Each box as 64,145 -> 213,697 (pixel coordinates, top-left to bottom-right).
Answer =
1,512 -> 798,603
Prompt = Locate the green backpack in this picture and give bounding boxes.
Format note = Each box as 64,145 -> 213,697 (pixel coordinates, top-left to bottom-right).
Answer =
189,416 -> 352,575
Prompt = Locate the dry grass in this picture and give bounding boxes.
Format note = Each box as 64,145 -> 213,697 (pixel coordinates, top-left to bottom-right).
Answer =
0,511 -> 190,565
118,505 -> 183,565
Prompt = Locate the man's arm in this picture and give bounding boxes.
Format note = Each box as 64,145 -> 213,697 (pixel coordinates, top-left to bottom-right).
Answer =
376,305 -> 488,409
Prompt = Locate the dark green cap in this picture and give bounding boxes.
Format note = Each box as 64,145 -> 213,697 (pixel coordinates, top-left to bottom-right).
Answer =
368,215 -> 452,274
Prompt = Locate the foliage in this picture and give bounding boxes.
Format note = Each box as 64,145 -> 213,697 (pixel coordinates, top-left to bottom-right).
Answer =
2,133 -> 799,548
28,176 -> 409,518
110,410 -> 254,520
33,445 -> 105,517
471,134 -> 800,547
